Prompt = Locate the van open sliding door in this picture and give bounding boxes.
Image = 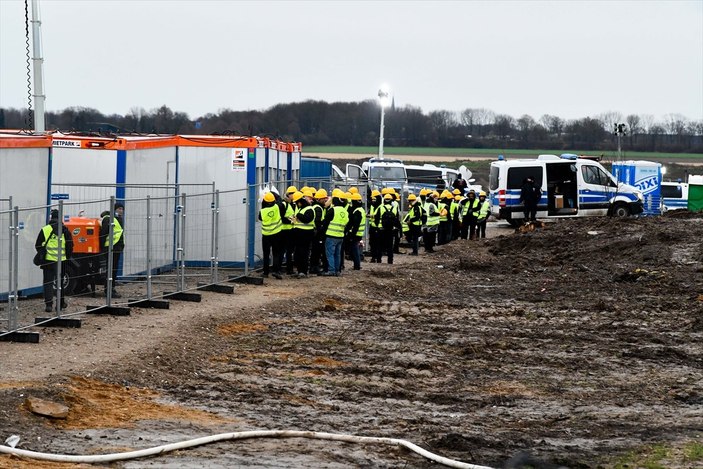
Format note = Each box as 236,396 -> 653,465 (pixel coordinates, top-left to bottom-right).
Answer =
546,162 -> 578,216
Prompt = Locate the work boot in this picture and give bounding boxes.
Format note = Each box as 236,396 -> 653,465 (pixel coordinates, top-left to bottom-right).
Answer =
272,272 -> 282,280
44,304 -> 52,313
111,290 -> 121,298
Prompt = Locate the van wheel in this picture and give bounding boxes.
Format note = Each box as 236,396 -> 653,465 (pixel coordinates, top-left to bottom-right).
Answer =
612,203 -> 630,218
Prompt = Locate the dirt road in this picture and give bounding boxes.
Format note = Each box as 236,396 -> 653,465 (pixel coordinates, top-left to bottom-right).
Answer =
1,216 -> 702,468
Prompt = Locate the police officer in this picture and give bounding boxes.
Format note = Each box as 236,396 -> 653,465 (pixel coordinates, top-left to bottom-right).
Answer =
35,209 -> 74,312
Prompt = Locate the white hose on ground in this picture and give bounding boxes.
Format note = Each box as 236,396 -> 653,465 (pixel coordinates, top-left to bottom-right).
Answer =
0,429 -> 494,469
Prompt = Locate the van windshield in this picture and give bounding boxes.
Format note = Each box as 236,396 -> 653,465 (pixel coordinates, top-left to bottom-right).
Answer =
369,166 -> 406,180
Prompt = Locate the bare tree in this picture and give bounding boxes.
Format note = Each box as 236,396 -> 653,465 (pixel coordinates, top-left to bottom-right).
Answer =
460,108 -> 477,136
639,114 -> 655,134
475,108 -> 495,137
626,114 -> 641,147
539,114 -> 564,137
598,111 -> 623,133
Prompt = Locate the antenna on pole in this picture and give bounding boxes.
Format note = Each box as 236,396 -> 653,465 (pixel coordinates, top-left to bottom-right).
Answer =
30,0 -> 46,133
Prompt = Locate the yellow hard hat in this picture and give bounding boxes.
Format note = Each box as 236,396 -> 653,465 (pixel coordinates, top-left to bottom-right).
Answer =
331,188 -> 345,198
479,191 -> 487,197
381,188 -> 393,195
286,185 -> 297,194
419,188 -> 429,196
349,187 -> 359,194
300,186 -> 310,193
383,194 -> 393,201
454,195 -> 462,201
441,190 -> 453,199
314,188 -> 328,199
263,192 -> 275,203
351,192 -> 362,201
407,194 -> 417,201
302,188 -> 315,197
432,191 -> 440,199
452,189 -> 461,195
371,189 -> 381,198
292,191 -> 304,202
343,191 -> 352,200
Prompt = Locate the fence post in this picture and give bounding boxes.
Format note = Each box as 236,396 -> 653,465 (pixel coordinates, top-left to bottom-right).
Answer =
7,201 -> 17,331
55,201 -> 64,316
245,185 -> 251,277
211,189 -> 220,284
146,195 -> 153,300
105,196 -> 115,306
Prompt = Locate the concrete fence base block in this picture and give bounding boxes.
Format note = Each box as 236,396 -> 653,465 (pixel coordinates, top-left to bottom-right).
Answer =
197,283 -> 235,294
127,299 -> 170,309
0,331 -> 40,343
228,275 -> 264,285
85,305 -> 131,316
35,317 -> 82,328
163,291 -> 202,302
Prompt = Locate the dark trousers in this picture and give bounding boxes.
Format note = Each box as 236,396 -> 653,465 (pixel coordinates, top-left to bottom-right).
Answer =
42,263 -> 66,307
467,217 -> 478,239
438,221 -> 450,245
103,250 -> 122,292
294,230 -> 314,274
282,229 -> 295,273
262,232 -> 282,275
477,220 -> 487,238
523,204 -> 537,222
309,234 -> 324,273
408,225 -> 421,254
451,219 -> 461,240
350,237 -> 362,269
381,230 -> 395,263
423,228 -> 436,252
370,227 -> 382,262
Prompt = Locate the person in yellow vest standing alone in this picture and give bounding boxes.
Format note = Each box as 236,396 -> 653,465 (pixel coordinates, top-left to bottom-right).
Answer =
35,209 -> 74,312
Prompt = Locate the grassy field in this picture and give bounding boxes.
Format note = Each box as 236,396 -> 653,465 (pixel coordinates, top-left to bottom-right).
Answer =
304,145 -> 703,160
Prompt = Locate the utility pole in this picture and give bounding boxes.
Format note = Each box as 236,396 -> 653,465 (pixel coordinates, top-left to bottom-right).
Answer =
614,123 -> 627,162
31,0 -> 46,133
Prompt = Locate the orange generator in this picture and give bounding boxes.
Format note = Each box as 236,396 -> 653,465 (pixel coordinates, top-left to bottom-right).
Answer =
63,217 -> 105,294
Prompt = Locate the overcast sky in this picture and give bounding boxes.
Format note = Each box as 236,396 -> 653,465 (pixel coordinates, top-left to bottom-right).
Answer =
1,0 -> 701,122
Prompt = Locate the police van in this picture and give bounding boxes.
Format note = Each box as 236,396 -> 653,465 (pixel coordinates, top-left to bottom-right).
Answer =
489,154 -> 644,225
661,181 -> 689,211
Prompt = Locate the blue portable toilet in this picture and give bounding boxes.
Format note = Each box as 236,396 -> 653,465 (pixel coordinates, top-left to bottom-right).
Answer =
612,160 -> 662,215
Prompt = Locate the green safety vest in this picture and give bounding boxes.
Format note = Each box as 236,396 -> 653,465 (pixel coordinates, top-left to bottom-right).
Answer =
477,199 -> 490,221
424,202 -> 440,227
42,225 -> 67,262
103,217 -> 123,247
260,205 -> 282,236
407,204 -> 423,226
354,207 -> 366,237
326,206 -> 348,238
281,202 -> 294,231
294,205 -> 315,230
450,201 -> 459,218
462,198 -> 479,217
438,202 -> 448,222
368,205 -> 379,229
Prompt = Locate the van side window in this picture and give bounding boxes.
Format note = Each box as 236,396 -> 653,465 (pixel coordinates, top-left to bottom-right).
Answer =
661,185 -> 682,199
507,167 -> 541,189
489,166 -> 499,191
582,165 -> 615,187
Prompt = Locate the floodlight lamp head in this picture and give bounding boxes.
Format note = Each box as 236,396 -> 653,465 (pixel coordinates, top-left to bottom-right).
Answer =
378,84 -> 391,108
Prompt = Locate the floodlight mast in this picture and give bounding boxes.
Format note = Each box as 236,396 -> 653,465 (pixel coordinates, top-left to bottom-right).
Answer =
31,0 -> 46,133
377,85 -> 391,160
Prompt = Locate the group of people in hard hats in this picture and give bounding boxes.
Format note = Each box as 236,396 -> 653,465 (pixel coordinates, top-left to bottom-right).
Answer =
258,184 -> 490,278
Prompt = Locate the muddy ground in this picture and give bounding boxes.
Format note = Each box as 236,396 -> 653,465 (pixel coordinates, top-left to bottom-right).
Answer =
1,214 -> 702,468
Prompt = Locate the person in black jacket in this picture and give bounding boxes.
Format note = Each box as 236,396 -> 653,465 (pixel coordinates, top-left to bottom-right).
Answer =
35,209 -> 74,312
519,176 -> 542,222
100,202 -> 125,298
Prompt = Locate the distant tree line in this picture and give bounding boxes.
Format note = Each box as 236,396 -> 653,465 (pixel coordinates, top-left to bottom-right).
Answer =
1,102 -> 701,153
